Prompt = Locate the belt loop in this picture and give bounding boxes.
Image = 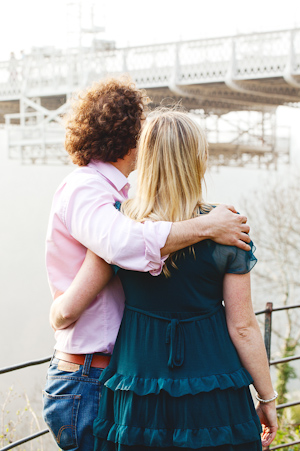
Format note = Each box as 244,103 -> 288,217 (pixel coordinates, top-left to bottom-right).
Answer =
82,354 -> 93,376
50,350 -> 56,367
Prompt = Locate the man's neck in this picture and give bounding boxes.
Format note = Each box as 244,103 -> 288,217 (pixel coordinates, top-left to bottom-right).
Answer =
109,161 -> 130,178
110,154 -> 134,178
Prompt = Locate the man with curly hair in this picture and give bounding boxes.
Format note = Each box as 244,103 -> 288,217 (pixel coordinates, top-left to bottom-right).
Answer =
43,77 -> 251,451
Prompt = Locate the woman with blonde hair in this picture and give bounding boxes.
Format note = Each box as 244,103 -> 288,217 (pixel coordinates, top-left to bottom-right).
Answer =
52,109 -> 278,450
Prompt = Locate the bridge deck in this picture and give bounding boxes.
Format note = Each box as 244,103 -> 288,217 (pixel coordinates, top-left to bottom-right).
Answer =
0,28 -> 300,110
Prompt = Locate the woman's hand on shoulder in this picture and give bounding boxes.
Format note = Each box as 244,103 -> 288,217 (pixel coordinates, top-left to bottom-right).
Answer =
256,401 -> 278,447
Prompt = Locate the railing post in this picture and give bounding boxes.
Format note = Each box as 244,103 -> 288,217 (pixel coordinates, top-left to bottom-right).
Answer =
264,302 -> 273,364
263,302 -> 273,451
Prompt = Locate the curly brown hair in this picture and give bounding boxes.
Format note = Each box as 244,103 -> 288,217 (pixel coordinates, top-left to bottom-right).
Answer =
64,77 -> 149,166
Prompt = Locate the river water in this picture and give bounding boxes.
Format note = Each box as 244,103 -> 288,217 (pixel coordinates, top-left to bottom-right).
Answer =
0,107 -> 299,448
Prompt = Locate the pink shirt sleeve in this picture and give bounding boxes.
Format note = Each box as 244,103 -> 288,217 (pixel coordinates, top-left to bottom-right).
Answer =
60,175 -> 171,274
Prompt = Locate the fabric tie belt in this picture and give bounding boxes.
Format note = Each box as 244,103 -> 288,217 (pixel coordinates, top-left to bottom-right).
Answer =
126,304 -> 223,369
55,350 -> 111,369
166,319 -> 184,368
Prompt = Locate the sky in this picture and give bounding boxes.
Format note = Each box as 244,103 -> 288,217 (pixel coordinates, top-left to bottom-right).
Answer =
1,0 -> 300,60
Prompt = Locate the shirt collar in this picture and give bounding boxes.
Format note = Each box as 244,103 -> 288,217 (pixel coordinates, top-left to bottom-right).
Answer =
89,160 -> 129,192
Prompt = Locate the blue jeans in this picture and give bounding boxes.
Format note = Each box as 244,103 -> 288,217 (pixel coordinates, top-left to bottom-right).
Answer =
42,354 -> 103,451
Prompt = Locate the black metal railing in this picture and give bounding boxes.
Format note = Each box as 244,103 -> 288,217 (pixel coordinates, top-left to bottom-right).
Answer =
0,356 -> 51,451
0,303 -> 299,451
0,430 -> 50,451
258,303 -> 300,451
0,356 -> 51,375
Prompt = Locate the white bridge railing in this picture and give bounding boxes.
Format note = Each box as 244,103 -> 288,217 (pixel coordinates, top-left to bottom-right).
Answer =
1,28 -> 300,100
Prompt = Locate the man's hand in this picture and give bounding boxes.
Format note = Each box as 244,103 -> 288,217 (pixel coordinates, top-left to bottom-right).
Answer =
161,204 -> 251,256
204,204 -> 251,251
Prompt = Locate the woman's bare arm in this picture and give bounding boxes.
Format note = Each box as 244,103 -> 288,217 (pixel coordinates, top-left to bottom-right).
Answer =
223,272 -> 278,448
50,250 -> 113,330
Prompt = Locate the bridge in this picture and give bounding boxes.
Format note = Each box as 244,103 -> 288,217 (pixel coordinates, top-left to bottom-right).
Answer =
1,28 -> 300,165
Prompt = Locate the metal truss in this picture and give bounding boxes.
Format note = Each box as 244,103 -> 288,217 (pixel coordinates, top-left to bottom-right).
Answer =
5,96 -> 68,164
191,110 -> 290,169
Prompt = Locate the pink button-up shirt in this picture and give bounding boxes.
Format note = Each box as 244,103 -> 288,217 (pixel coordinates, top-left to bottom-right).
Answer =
46,160 -> 171,354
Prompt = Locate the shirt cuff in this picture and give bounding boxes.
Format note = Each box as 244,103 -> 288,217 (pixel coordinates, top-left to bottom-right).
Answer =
143,221 -> 172,276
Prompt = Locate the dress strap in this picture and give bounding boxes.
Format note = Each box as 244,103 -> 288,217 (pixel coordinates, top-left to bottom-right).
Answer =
126,304 -> 223,369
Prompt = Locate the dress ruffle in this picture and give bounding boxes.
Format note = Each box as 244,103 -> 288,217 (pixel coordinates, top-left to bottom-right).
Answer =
94,438 -> 263,451
93,231 -> 261,450
93,416 -> 262,449
100,367 -> 253,397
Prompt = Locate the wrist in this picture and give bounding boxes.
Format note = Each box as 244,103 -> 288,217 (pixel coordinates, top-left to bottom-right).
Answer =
255,390 -> 278,404
193,215 -> 211,240
258,400 -> 277,413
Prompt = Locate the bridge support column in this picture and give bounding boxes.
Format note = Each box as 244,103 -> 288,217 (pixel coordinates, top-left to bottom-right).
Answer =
5,97 -> 69,164
284,30 -> 300,89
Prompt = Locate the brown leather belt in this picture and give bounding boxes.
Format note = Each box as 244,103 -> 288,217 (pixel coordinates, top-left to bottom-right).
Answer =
55,350 -> 111,369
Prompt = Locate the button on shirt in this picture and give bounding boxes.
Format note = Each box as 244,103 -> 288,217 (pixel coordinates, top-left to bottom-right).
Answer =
46,160 -> 172,354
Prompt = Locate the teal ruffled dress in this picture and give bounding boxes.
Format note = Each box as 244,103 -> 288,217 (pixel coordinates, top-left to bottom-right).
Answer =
93,238 -> 262,451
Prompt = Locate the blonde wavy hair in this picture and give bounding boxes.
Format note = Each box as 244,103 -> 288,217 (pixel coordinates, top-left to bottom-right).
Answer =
122,109 -> 212,276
